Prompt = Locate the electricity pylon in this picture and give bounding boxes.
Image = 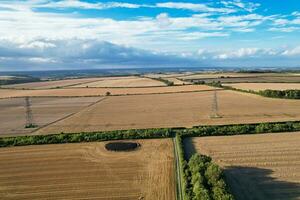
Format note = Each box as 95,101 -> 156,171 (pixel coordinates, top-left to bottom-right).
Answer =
25,97 -> 36,128
210,90 -> 221,118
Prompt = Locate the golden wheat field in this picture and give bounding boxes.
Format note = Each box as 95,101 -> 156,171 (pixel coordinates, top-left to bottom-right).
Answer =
224,83 -> 300,91
0,85 -> 216,99
1,77 -> 111,89
0,97 -> 102,136
0,139 -> 175,200
35,90 -> 300,135
71,77 -> 166,88
189,132 -> 300,200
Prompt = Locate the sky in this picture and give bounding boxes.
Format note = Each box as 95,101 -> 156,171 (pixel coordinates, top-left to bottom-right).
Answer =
0,0 -> 300,71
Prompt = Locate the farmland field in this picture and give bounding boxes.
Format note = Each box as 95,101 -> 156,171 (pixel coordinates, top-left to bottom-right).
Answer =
0,85 -> 217,99
71,76 -> 166,87
224,83 -> 300,91
35,90 -> 300,135
188,132 -> 300,200
0,97 -> 102,136
178,73 -> 300,83
1,77 -> 111,89
0,139 -> 175,200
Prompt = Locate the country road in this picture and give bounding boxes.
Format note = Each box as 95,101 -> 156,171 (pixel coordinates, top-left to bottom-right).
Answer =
173,136 -> 184,200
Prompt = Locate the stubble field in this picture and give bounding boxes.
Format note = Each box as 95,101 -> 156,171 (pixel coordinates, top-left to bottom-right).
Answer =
0,97 -> 102,136
0,85 -> 216,99
35,90 -> 300,135
188,132 -> 300,200
1,77 -> 109,89
224,83 -> 300,91
71,77 -> 166,87
0,139 -> 175,200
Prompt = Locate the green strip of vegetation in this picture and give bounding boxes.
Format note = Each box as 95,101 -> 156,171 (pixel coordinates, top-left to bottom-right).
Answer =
180,121 -> 300,137
203,81 -> 300,100
151,77 -> 174,86
187,154 -> 234,200
176,134 -> 234,200
0,128 -> 172,148
1,121 -> 300,148
175,134 -> 190,200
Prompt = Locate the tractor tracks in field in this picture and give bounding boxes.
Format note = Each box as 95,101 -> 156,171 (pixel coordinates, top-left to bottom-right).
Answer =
31,97 -> 108,134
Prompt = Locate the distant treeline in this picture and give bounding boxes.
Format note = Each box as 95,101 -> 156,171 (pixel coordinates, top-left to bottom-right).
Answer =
151,77 -> 174,86
0,76 -> 41,86
1,121 -> 300,148
205,81 -> 300,99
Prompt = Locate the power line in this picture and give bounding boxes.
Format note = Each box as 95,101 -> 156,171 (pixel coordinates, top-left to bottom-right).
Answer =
210,90 -> 221,119
25,97 -> 36,128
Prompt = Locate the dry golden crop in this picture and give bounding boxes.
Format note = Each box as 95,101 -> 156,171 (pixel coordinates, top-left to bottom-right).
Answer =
189,132 -> 300,200
0,139 -> 175,200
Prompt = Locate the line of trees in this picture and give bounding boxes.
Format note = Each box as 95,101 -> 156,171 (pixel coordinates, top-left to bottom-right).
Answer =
258,89 -> 300,99
2,121 -> 300,148
176,134 -> 234,200
182,121 -> 300,137
0,128 -> 172,148
188,154 -> 234,200
208,82 -> 300,100
151,77 -> 174,86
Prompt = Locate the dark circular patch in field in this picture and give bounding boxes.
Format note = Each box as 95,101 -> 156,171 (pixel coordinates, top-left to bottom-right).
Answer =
105,142 -> 141,151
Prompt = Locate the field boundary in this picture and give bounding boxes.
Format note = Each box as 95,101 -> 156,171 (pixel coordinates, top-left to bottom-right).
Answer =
1,120 -> 300,146
205,82 -> 300,100
0,88 -> 222,100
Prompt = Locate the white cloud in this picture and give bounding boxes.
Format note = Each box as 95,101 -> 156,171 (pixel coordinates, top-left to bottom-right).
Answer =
282,46 -> 300,56
269,27 -> 300,32
220,0 -> 260,12
156,2 -> 236,13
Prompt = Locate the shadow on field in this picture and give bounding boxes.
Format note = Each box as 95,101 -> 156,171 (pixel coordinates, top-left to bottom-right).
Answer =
182,137 -> 197,160
224,166 -> 300,200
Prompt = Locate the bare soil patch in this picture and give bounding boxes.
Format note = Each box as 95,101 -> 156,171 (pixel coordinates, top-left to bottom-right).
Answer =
0,139 -> 175,200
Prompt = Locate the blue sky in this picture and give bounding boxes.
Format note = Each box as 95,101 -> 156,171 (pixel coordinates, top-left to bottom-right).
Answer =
0,0 -> 300,71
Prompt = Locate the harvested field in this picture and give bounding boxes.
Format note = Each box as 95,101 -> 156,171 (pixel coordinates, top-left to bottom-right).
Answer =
2,78 -> 102,89
0,97 -> 102,136
36,90 -> 300,135
178,72 -> 289,80
189,132 -> 300,200
0,85 -> 217,98
2,77 -> 134,89
224,83 -> 300,91
144,72 -> 194,78
0,139 -> 175,200
71,77 -> 166,88
163,77 -> 191,85
179,73 -> 300,83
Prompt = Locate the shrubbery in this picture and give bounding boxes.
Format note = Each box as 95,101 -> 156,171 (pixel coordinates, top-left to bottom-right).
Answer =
258,89 -> 300,99
188,154 -> 234,200
0,128 -> 172,147
176,134 -> 234,200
